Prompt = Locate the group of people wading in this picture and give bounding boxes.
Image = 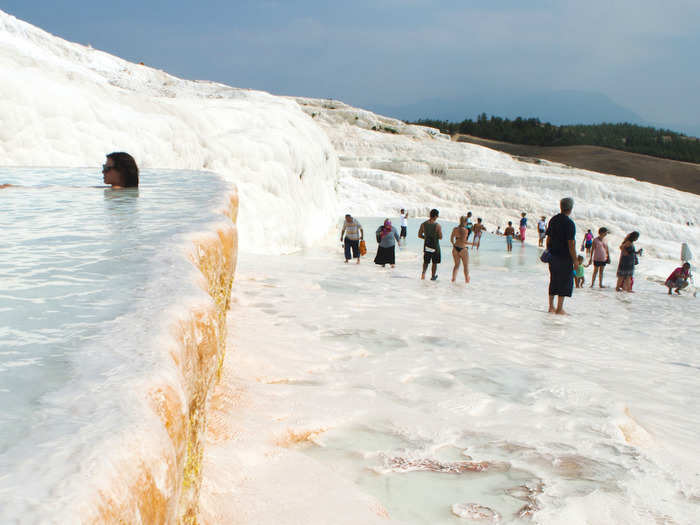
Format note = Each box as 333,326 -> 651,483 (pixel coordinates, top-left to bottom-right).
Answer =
340,197 -> 693,313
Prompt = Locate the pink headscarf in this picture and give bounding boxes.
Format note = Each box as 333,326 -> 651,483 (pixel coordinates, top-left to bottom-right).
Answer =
381,219 -> 393,239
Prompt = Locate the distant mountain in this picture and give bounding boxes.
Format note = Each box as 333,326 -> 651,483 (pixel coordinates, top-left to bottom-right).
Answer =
367,90 -> 646,128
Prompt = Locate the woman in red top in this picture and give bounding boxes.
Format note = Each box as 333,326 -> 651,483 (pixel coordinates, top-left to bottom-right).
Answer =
665,262 -> 691,295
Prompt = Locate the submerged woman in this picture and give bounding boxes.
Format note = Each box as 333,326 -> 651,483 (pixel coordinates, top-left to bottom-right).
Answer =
616,231 -> 642,292
103,152 -> 139,188
450,216 -> 470,283
2,152 -> 139,189
374,219 -> 400,268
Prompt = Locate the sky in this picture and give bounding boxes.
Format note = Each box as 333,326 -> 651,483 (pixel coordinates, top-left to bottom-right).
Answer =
3,0 -> 700,135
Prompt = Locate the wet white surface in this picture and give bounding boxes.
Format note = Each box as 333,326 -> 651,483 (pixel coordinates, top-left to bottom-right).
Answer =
205,229 -> 700,524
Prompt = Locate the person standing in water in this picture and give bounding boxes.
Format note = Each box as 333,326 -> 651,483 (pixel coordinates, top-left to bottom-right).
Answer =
341,214 -> 364,264
374,219 -> 400,268
537,216 -> 547,247
504,221 -> 515,252
465,211 -> 474,243
545,198 -> 577,314
582,229 -> 594,258
616,231 -> 642,292
418,209 -> 442,281
519,212 -> 528,244
450,216 -> 470,283
103,152 -> 139,188
588,227 -> 610,288
574,255 -> 585,288
471,218 -> 485,250
399,209 -> 408,244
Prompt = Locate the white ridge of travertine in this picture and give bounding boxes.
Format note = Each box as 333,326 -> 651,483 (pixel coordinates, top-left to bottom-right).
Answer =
292,97 -> 700,269
2,7 -> 699,261
0,10 -> 338,254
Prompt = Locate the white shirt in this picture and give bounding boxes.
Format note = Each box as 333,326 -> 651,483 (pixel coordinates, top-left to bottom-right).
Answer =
400,213 -> 408,227
538,219 -> 546,232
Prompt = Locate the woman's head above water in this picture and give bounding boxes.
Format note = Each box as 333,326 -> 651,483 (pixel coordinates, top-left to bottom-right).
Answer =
103,152 -> 139,188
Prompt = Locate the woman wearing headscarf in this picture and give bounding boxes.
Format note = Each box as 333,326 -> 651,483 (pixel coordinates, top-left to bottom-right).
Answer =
374,219 -> 400,268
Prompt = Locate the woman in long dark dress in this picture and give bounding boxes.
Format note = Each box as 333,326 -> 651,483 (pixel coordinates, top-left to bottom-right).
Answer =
374,219 -> 400,268
616,231 -> 642,292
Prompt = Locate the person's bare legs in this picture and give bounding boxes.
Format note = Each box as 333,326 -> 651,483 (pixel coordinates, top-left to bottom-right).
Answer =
624,276 -> 634,292
598,268 -> 605,288
548,295 -> 556,313
452,249 -> 460,282
431,262 -> 438,280
590,267 -> 598,288
461,250 -> 470,283
555,296 -> 567,315
421,261 -> 429,280
616,276 -> 624,291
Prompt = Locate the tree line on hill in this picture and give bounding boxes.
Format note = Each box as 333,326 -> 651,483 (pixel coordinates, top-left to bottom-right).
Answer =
411,114 -> 700,164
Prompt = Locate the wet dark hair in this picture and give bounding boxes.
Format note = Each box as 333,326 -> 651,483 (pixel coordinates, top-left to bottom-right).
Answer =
625,231 -> 640,242
598,227 -> 608,235
430,209 -> 439,218
107,152 -> 139,187
508,221 -> 512,226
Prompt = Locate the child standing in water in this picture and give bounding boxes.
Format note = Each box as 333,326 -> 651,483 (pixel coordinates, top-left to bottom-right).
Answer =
588,227 -> 610,288
574,255 -> 585,288
504,221 -> 515,252
519,212 -> 527,244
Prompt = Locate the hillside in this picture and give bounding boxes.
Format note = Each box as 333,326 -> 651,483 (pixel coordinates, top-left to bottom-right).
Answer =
454,135 -> 700,196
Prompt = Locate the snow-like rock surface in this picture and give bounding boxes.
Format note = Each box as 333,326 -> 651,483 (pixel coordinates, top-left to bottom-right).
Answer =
2,8 -> 698,260
0,10 -> 338,253
294,97 -> 699,264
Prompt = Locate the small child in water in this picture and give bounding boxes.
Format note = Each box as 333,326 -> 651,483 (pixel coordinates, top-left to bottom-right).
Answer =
504,221 -> 515,252
574,255 -> 585,288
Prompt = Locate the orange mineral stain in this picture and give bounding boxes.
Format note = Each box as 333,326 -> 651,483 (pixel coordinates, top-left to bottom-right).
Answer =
85,188 -> 239,524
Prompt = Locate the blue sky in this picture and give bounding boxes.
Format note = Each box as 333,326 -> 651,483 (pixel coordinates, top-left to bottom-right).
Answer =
3,1 -> 699,134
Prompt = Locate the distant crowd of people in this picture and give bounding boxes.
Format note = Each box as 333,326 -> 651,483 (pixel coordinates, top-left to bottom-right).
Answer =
341,198 -> 694,314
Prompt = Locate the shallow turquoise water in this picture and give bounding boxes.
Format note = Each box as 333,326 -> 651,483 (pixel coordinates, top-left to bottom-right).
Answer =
0,167 -> 230,517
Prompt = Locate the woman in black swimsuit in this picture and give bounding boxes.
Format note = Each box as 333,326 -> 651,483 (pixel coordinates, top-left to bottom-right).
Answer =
450,216 -> 470,283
